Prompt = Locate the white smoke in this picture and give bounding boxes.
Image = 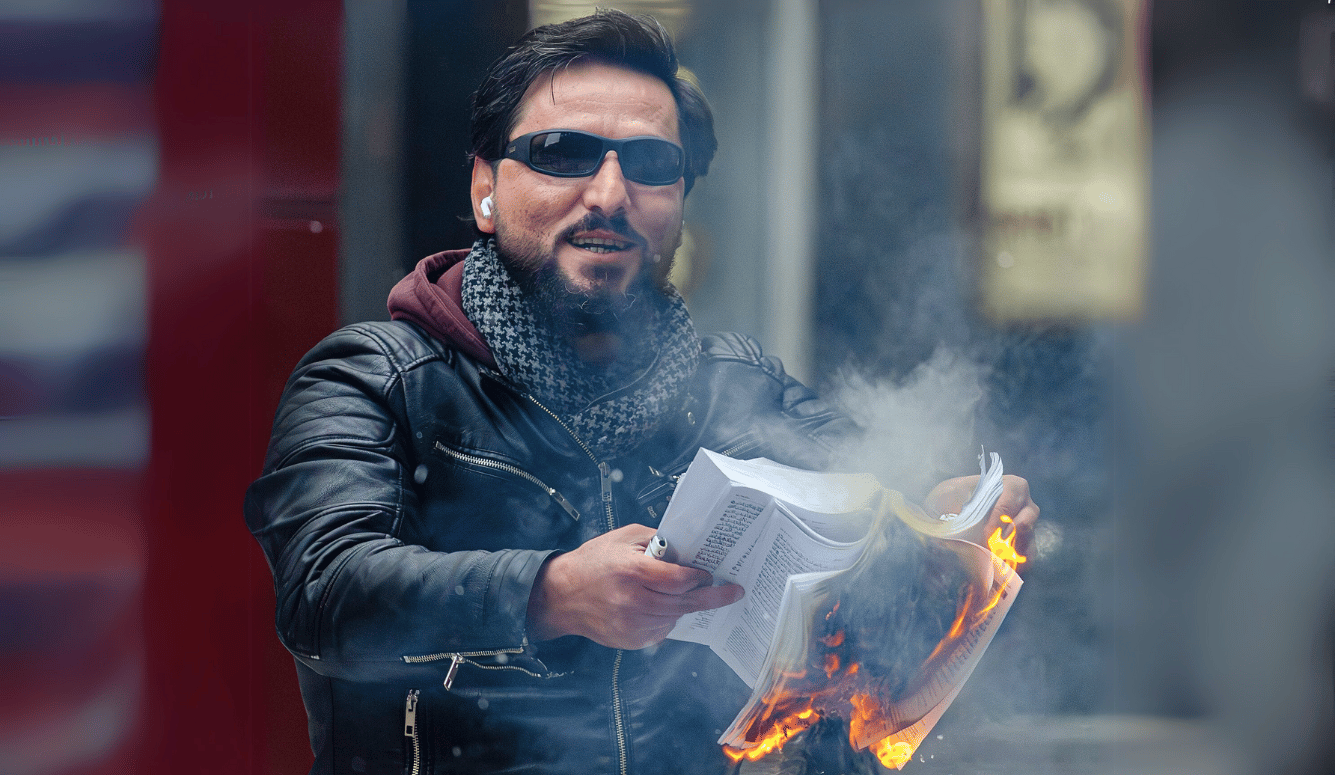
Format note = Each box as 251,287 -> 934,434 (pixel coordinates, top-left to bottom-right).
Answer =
827,347 -> 987,500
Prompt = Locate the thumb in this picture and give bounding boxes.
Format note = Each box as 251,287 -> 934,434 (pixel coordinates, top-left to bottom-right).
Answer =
685,581 -> 744,612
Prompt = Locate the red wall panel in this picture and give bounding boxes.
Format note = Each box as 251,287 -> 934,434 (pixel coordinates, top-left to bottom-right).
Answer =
144,1 -> 341,772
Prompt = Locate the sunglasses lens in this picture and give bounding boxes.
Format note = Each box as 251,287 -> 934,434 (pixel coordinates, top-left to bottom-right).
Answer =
621,139 -> 683,186
516,131 -> 683,185
528,131 -> 603,175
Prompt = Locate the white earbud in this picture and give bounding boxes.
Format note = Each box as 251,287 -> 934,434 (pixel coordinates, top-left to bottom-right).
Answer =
480,195 -> 494,218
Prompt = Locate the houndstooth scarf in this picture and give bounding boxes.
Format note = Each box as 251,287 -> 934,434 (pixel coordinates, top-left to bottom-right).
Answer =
461,239 -> 700,460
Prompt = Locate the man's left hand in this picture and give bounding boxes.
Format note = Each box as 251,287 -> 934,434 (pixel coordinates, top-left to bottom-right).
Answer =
924,474 -> 1039,565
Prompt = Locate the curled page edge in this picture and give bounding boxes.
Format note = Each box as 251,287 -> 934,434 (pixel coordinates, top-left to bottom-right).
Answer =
891,451 -> 1004,542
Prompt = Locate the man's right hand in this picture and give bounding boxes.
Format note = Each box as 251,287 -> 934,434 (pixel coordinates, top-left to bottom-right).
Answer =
526,523 -> 744,650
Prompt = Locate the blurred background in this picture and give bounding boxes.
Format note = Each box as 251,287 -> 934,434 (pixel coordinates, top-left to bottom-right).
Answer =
0,0 -> 1331,773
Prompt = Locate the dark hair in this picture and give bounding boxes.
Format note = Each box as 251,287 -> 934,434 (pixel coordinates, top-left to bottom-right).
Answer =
469,9 -> 717,194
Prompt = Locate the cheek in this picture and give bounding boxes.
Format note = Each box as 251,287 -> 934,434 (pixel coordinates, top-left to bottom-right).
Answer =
498,196 -> 564,244
634,193 -> 684,237
495,172 -> 584,231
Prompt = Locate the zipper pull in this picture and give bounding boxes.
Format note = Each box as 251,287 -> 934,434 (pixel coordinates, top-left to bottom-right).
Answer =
599,462 -> 613,505
443,654 -> 462,691
599,462 -> 617,532
404,689 -> 419,736
546,487 -> 581,522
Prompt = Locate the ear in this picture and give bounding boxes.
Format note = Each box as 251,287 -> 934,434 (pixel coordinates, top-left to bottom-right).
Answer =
470,157 -> 497,234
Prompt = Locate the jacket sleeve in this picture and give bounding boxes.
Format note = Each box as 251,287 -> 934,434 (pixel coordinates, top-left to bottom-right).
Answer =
243,325 -> 552,682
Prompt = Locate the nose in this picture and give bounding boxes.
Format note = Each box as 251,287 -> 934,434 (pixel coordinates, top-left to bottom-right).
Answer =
580,150 -> 631,214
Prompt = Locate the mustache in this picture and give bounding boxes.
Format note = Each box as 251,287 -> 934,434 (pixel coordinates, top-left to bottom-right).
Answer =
561,212 -> 643,245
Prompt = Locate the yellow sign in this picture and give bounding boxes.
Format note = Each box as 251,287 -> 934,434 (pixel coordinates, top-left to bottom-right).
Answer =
980,0 -> 1149,321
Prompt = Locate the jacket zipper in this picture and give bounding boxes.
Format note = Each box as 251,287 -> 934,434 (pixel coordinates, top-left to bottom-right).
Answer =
433,441 -> 580,522
598,462 -> 616,533
402,641 -> 570,690
719,441 -> 751,458
525,395 -> 629,775
523,395 -> 599,464
404,689 -> 420,775
611,649 -> 629,775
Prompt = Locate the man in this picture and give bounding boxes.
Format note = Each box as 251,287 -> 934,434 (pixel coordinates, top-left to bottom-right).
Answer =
245,10 -> 1037,775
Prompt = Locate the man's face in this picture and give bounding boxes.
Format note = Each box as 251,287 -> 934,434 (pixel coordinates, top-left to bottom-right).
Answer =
472,61 -> 686,310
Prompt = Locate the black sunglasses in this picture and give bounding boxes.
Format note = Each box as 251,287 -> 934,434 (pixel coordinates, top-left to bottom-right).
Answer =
502,130 -> 685,187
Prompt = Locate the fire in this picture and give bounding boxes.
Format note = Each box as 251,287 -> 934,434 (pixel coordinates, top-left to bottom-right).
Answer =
973,515 -> 1027,619
722,515 -> 1024,769
849,694 -> 911,769
987,514 -> 1027,571
923,586 -> 974,664
871,739 -> 915,770
723,703 -> 819,763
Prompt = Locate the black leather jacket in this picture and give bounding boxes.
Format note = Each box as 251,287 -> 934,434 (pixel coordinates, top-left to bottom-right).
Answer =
244,320 -> 855,775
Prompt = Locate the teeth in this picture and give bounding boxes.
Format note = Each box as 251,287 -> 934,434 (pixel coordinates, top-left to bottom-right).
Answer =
570,236 -> 632,253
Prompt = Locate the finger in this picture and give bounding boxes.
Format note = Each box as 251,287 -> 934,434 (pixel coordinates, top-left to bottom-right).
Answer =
1011,499 -> 1039,529
993,475 -> 1030,510
630,582 -> 744,619
639,563 -> 714,595
681,581 -> 744,612
1010,502 -> 1039,556
988,478 -> 1033,525
610,523 -> 658,546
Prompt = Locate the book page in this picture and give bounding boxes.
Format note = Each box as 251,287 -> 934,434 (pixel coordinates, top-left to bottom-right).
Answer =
718,540 -> 1023,750
655,449 -> 880,573
717,458 -> 1022,758
661,498 -> 777,644
847,539 -> 1022,749
675,504 -> 868,687
718,569 -> 843,744
653,450 -> 773,573
708,451 -> 882,521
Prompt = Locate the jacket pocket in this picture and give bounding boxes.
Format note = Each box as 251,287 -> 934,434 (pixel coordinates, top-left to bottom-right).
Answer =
432,440 -> 581,523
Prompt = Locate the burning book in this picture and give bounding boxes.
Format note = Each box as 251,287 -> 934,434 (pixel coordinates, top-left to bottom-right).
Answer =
652,449 -> 1024,769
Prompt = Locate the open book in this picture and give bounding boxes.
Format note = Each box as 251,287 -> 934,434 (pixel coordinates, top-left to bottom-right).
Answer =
652,448 -> 1022,763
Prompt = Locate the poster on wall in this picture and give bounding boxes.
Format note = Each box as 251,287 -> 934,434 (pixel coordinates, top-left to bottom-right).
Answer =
979,0 -> 1149,321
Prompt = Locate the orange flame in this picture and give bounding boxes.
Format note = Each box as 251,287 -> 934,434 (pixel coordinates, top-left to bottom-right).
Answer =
987,515 -> 1028,571
871,739 -> 915,770
850,694 -> 913,769
723,704 -> 819,763
723,518 -> 1023,767
923,585 -> 975,664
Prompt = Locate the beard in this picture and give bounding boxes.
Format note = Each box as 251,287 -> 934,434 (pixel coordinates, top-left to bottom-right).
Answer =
496,212 -> 678,342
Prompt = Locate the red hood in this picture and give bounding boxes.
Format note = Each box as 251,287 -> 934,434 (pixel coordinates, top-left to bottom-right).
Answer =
387,249 -> 496,368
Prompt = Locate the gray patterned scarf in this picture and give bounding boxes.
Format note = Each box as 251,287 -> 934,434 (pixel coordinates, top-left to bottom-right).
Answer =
461,239 -> 700,460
